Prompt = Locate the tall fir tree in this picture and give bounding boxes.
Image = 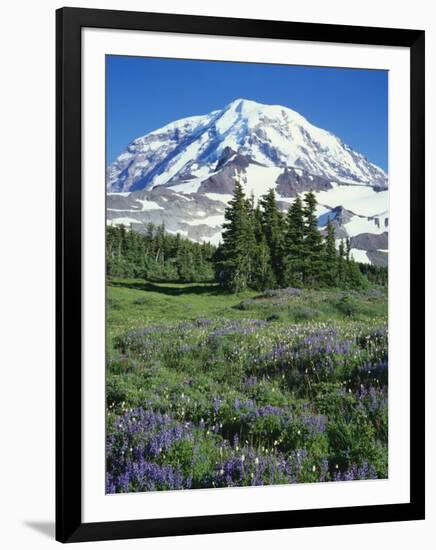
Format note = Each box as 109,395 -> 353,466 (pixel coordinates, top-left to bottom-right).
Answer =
345,244 -> 366,288
323,217 -> 338,286
216,180 -> 253,292
244,194 -> 259,287
252,202 -> 264,243
260,189 -> 284,286
303,191 -> 324,285
347,256 -> 366,288
248,200 -> 275,289
251,236 -> 275,290
345,237 -> 351,263
337,239 -> 346,285
283,196 -> 305,286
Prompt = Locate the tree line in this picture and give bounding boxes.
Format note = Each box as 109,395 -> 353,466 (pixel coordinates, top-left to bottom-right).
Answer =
106,223 -> 215,282
213,182 -> 368,292
106,185 -> 387,290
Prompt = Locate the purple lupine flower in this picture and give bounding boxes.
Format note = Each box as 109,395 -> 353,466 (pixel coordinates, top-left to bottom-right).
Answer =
333,462 -> 378,481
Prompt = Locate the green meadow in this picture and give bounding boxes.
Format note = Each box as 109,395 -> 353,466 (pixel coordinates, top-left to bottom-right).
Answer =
106,279 -> 388,492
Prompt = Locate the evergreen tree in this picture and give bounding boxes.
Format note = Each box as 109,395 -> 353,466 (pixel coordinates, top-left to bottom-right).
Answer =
359,264 -> 388,286
252,203 -> 264,244
216,180 -> 253,292
260,189 -> 284,286
303,191 -> 324,285
345,237 -> 351,263
347,257 -> 366,288
283,196 -> 305,286
175,243 -> 193,282
244,194 -> 259,288
337,239 -> 346,286
335,237 -> 366,288
251,236 -> 275,290
346,246 -> 366,288
242,201 -> 273,290
106,224 -> 215,283
323,218 -> 337,286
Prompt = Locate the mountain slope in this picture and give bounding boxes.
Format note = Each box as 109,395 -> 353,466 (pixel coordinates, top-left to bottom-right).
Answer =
108,98 -> 387,193
107,99 -> 388,266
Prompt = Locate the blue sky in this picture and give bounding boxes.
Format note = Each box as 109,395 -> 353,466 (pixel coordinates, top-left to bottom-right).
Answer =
106,56 -> 388,171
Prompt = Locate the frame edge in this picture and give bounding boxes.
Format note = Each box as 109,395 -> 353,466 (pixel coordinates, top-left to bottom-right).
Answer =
55,7 -> 426,542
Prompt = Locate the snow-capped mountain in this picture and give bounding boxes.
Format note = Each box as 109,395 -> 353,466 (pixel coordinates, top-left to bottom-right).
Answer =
108,98 -> 387,193
107,99 -> 388,266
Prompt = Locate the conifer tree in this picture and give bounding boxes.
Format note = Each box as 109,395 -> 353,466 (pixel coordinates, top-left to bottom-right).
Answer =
252,236 -> 275,290
283,196 -> 305,286
359,264 -> 388,286
106,223 -> 214,283
347,256 -> 366,288
345,237 -> 351,263
252,203 -> 264,244
337,239 -> 346,285
216,180 -> 252,292
244,194 -> 259,287
260,189 -> 284,286
345,245 -> 366,288
244,200 -> 274,289
323,218 -> 337,286
303,191 -> 324,285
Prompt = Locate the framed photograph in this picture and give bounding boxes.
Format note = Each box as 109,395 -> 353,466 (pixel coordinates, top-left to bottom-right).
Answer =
56,7 -> 425,543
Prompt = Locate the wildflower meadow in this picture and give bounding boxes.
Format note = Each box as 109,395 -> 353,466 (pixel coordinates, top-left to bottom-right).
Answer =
106,282 -> 388,493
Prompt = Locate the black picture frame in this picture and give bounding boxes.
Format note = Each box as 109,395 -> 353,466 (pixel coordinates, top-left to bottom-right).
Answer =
56,6 -> 425,543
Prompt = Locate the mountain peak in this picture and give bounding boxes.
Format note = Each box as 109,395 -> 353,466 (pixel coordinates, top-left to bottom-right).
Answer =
107,99 -> 388,194
107,99 -> 389,265
224,97 -> 262,111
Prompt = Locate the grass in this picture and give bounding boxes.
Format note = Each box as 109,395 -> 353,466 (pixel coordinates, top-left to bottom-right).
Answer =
106,278 -> 388,492
107,280 -> 256,348
107,278 -> 387,349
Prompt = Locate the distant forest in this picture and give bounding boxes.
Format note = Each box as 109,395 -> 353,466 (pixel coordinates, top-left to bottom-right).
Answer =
106,223 -> 215,282
106,184 -> 388,290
